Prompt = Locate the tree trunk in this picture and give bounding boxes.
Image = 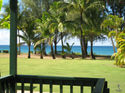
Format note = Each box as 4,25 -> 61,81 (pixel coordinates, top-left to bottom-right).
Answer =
40,44 -> 43,59
51,43 -> 55,59
83,37 -> 87,57
28,43 -> 31,59
80,10 -> 85,59
61,32 -> 66,58
80,37 -> 85,59
18,29 -> 21,55
34,50 -> 36,54
111,36 -> 116,53
85,40 -> 88,56
34,46 -> 36,54
43,41 -> 47,56
54,36 -> 57,55
90,39 -> 95,59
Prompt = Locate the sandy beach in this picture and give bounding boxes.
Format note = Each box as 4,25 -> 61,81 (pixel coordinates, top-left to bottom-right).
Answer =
0,53 -> 111,60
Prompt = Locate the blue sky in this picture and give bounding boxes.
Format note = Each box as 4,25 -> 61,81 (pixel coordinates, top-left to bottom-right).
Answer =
3,0 -> 9,5
0,0 -> 113,46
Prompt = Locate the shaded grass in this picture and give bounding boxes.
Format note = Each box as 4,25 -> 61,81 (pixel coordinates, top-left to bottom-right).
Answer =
0,57 -> 125,93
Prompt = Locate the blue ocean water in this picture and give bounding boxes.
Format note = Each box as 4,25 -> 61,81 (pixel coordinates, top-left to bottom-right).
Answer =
0,45 -> 117,56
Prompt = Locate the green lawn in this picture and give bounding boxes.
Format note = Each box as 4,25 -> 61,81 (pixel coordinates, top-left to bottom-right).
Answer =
0,57 -> 125,93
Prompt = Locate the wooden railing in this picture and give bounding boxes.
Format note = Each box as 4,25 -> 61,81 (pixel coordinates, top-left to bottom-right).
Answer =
0,75 -> 109,93
0,75 -> 14,93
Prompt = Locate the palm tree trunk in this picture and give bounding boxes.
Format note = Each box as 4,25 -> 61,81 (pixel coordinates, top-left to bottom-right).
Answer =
61,32 -> 65,58
83,37 -> 87,57
85,40 -> 88,56
80,37 -> 85,59
34,45 -> 36,54
51,43 -> 55,59
18,29 -> 21,55
90,39 -> 95,59
34,50 -> 36,54
111,36 -> 116,53
40,44 -> 43,59
80,10 -> 85,59
28,43 -> 31,58
40,52 -> 43,59
43,41 -> 47,56
54,37 -> 57,55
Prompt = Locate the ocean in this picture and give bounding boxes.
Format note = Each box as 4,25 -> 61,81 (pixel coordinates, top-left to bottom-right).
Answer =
0,45 -> 117,56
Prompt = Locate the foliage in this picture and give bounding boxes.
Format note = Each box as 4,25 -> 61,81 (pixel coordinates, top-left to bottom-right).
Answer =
63,42 -> 74,54
102,15 -> 123,31
112,32 -> 125,67
0,0 -> 2,11
0,1 -> 10,29
2,0 -> 125,61
102,15 -> 125,66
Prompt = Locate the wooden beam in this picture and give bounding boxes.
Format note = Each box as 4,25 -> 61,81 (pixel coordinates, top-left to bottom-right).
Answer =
10,0 -> 17,75
10,0 -> 17,92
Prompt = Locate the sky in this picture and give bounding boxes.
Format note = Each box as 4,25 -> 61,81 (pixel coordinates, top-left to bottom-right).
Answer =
0,0 -> 113,46
0,29 -> 113,46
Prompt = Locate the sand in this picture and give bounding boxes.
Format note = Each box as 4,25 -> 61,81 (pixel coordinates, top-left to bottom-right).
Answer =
0,53 -> 111,60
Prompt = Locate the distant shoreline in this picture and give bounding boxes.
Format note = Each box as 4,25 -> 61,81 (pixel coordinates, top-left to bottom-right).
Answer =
0,44 -> 114,47
0,45 -> 116,56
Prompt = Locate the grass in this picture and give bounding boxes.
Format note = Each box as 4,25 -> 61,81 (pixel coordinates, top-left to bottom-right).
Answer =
0,56 -> 125,93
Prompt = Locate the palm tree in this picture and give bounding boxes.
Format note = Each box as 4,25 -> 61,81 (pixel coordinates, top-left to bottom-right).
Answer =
66,0 -> 104,58
18,10 -> 36,58
102,15 -> 123,54
85,7 -> 105,59
63,42 -> 74,59
102,15 -> 124,65
49,1 -> 75,58
34,18 -> 49,59
17,10 -> 25,55
35,14 -> 56,59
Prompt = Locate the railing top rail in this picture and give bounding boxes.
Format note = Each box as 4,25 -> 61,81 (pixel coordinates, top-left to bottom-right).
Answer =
0,75 -> 14,82
16,75 -> 101,81
15,75 -> 105,86
0,75 -> 13,80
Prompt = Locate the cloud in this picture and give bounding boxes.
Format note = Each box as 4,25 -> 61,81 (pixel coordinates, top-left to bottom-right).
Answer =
0,29 -> 113,46
57,36 -> 113,46
0,29 -> 10,45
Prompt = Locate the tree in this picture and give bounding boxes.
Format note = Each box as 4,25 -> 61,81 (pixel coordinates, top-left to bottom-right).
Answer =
66,0 -> 104,59
0,3 -> 10,29
18,10 -> 36,58
34,18 -> 49,59
49,1 -> 75,58
113,32 -> 125,66
85,6 -> 105,59
102,15 -> 124,66
0,0 -> 2,11
35,12 -> 56,59
102,15 -> 123,51
63,42 -> 74,59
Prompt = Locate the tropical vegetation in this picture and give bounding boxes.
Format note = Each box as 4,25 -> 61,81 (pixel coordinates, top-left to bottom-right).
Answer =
1,0 -> 125,66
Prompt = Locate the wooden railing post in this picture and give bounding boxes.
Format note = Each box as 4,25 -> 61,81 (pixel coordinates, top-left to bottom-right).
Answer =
10,80 -> 16,93
103,81 -> 110,93
0,81 -> 4,93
